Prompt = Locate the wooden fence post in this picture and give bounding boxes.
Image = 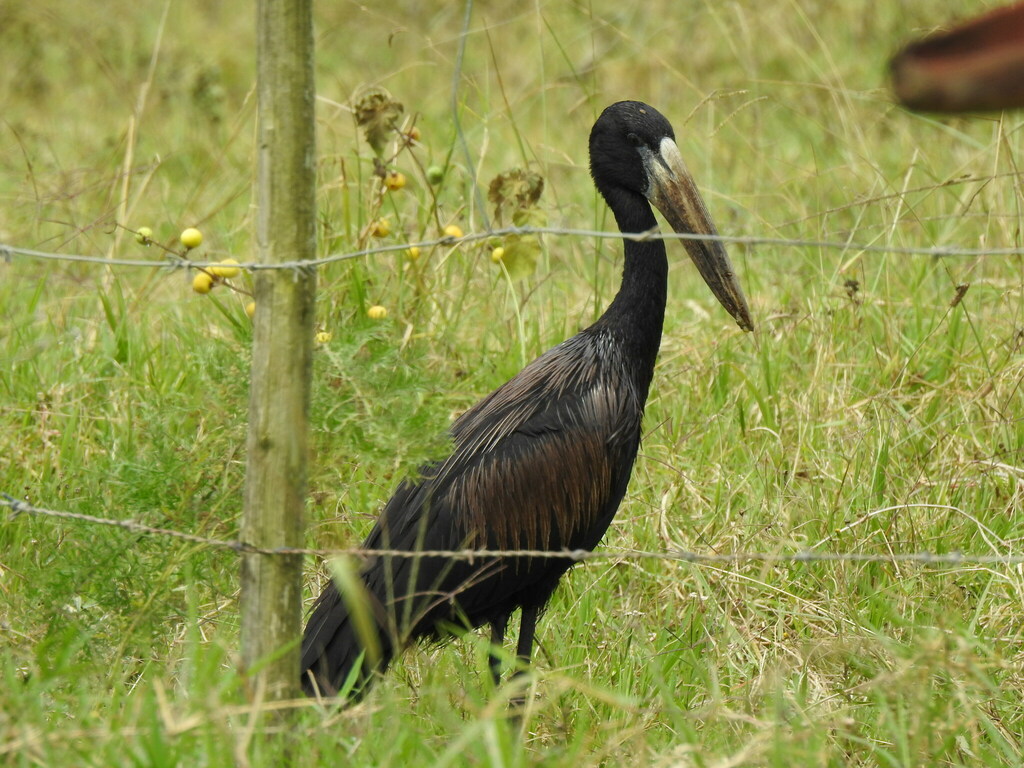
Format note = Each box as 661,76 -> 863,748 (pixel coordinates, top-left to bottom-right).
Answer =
241,0 -> 316,703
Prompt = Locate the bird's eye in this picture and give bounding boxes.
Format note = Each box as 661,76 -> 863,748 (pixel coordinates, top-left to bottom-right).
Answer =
626,132 -> 643,148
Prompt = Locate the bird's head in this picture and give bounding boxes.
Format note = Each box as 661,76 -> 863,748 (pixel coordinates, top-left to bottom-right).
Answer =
590,101 -> 753,332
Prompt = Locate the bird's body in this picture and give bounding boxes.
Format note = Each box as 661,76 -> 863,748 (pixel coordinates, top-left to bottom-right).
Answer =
301,101 -> 752,698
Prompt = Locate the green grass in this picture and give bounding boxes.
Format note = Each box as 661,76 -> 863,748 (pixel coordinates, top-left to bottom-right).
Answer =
3,0 -> 1024,764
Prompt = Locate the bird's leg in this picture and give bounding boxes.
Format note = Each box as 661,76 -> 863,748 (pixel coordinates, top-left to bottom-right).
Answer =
509,605 -> 539,710
489,614 -> 509,687
515,605 -> 538,669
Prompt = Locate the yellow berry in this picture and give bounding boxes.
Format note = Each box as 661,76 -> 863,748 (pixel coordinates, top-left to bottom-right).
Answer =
367,305 -> 388,320
180,227 -> 203,249
209,258 -> 241,278
406,246 -> 421,261
315,331 -> 333,344
192,272 -> 214,294
443,224 -> 463,239
490,246 -> 505,263
245,301 -> 256,318
384,171 -> 406,191
370,218 -> 391,238
135,226 -> 153,245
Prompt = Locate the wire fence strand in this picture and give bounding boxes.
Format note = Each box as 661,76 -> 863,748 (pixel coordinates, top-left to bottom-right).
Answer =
5,226 -> 1024,275
5,494 -> 1023,567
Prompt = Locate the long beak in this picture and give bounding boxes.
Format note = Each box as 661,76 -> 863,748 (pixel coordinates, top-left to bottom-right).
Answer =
643,137 -> 753,332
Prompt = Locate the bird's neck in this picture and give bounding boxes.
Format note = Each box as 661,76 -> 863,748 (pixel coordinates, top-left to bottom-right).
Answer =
595,189 -> 668,395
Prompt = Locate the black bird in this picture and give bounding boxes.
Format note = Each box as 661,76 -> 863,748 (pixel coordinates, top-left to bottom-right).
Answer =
301,101 -> 753,699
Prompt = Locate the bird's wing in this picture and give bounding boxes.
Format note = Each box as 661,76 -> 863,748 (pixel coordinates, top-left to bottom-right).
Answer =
365,332 -> 642,555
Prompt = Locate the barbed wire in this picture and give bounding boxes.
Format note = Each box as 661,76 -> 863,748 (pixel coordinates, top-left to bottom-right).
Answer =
5,493 -> 1023,567
4,226 -> 1024,275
